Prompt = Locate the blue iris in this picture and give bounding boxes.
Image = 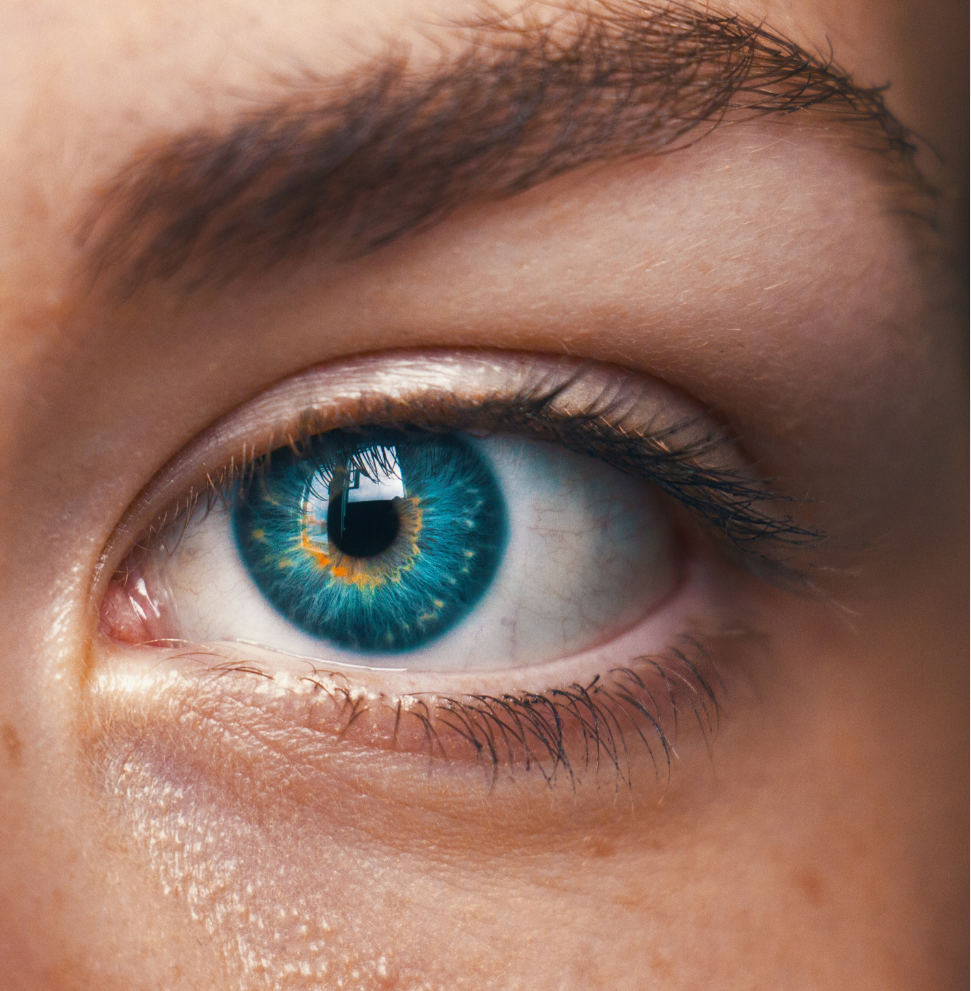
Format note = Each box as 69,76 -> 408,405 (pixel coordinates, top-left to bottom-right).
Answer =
232,429 -> 508,653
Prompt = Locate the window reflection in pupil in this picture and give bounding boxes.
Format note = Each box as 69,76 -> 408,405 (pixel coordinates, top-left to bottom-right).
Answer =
328,497 -> 400,557
326,459 -> 403,558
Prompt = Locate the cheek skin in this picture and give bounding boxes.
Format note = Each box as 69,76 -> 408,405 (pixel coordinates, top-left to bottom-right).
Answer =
81,576 -> 964,991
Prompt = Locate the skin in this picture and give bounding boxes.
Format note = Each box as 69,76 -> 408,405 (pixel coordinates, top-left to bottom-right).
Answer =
0,1 -> 966,989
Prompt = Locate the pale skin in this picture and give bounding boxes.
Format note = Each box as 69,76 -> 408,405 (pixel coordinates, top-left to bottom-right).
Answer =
0,1 -> 966,989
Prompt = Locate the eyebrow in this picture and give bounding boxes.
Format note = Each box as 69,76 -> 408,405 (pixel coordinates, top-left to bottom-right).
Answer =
82,1 -> 922,291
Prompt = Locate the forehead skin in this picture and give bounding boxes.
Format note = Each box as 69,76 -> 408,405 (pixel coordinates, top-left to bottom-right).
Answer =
0,1 -> 966,991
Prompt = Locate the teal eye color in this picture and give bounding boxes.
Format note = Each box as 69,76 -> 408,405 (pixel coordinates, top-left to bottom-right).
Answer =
232,430 -> 508,653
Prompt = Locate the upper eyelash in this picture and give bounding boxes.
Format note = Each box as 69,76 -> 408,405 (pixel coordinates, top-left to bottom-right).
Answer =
140,367 -> 819,567
443,371 -> 818,548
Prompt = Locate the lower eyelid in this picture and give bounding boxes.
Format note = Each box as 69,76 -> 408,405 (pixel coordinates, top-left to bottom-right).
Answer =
86,607 -> 771,845
90,543 -> 753,801
88,631 -> 731,810
96,455 -> 737,793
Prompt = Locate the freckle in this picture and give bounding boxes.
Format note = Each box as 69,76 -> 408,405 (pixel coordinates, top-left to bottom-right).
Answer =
581,834 -> 616,859
650,951 -> 674,977
2,724 -> 22,766
792,865 -> 827,907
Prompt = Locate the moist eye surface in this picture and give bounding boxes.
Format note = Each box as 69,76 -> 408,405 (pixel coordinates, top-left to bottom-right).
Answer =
233,429 -> 508,653
110,431 -> 681,670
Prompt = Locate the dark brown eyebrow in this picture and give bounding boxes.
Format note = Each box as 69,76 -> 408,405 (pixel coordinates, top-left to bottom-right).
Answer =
81,1 -> 924,292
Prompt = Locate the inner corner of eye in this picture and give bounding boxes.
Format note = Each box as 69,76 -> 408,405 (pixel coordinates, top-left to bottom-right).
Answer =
98,551 -> 165,647
100,425 -> 685,670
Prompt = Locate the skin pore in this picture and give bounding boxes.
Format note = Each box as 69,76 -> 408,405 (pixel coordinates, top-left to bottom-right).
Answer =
0,0 -> 966,989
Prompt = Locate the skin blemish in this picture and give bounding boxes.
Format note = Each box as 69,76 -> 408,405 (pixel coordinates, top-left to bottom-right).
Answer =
2,724 -> 23,767
792,865 -> 828,908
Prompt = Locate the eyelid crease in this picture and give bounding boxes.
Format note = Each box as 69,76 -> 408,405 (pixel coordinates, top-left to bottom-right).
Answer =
92,351 -> 820,607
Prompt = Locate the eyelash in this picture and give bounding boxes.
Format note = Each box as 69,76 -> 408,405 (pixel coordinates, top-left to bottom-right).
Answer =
130,368 -> 816,563
195,636 -> 723,794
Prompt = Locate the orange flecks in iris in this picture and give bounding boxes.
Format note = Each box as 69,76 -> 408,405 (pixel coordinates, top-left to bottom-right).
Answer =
330,562 -> 380,588
299,532 -> 332,569
299,531 -> 387,589
406,500 -> 424,560
292,494 -> 430,591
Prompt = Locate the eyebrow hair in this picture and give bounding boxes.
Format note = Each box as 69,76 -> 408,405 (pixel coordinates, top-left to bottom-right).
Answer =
82,0 -> 923,291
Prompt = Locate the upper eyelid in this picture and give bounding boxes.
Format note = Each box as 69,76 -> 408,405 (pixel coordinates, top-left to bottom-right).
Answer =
92,349 -> 819,603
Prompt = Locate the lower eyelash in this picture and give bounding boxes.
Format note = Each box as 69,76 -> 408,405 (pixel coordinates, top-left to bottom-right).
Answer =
188,634 -> 726,794
430,643 -> 721,792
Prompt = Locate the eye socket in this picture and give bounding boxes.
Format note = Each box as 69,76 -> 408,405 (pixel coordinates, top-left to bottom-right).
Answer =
95,351 -> 815,785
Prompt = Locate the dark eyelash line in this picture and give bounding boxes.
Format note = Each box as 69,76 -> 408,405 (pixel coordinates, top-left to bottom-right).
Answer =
192,635 -> 723,794
140,366 -> 819,568
448,370 -> 818,549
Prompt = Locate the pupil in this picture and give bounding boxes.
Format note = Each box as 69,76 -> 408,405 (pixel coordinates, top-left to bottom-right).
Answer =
326,470 -> 401,558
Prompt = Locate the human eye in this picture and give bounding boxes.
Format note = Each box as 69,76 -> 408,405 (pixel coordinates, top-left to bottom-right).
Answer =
94,350 -> 812,791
